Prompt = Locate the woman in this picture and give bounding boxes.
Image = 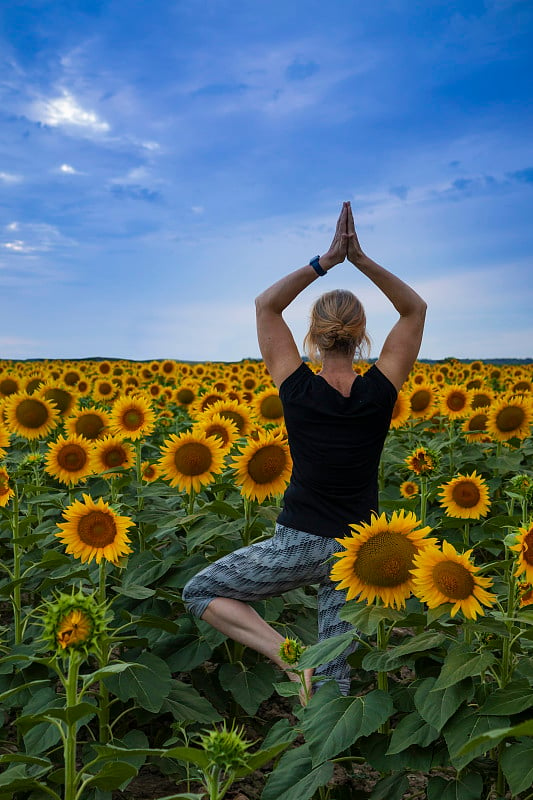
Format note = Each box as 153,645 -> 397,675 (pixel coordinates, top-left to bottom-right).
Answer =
182,201 -> 426,698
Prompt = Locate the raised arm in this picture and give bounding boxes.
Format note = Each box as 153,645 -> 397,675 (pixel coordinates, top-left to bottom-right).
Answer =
346,202 -> 427,392
255,203 -> 348,387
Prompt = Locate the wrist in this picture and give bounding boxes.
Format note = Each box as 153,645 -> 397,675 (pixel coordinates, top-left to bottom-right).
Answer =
318,253 -> 337,271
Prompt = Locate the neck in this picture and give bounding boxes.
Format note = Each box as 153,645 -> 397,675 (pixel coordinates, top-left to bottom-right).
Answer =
318,352 -> 355,377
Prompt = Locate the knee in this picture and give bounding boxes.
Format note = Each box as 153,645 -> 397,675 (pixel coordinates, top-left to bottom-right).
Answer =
181,576 -> 212,619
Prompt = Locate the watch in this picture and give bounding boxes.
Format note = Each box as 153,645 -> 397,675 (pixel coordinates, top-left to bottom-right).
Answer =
309,255 -> 327,277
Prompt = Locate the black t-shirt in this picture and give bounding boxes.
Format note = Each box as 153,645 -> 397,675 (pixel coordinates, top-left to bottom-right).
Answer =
277,362 -> 397,538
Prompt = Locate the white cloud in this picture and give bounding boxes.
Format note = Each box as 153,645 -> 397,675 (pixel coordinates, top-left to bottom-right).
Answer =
58,163 -> 82,174
32,90 -> 110,133
191,206 -> 204,215
1,223 -> 76,255
0,172 -> 22,183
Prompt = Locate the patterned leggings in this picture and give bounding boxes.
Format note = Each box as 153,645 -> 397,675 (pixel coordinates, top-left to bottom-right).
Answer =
182,523 -> 354,695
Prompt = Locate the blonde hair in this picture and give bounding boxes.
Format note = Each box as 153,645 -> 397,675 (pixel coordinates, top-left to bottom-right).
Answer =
303,289 -> 371,363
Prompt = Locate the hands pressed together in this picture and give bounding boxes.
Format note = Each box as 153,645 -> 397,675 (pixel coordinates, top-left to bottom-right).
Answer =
320,201 -> 365,271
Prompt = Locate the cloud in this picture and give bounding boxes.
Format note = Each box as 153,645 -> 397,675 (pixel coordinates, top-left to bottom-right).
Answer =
1,222 -> 76,255
58,163 -> 83,175
0,171 -> 23,183
509,167 -> 533,184
31,89 -> 110,133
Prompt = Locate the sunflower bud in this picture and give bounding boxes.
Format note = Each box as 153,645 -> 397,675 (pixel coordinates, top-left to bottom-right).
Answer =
40,588 -> 109,659
279,636 -> 305,666
198,721 -> 253,773
404,446 -> 438,476
507,474 -> 533,502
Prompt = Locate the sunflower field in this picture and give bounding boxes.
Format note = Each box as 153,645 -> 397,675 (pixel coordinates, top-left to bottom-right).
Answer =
0,357 -> 532,800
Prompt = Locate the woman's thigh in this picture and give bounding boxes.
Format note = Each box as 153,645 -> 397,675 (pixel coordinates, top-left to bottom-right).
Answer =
182,524 -> 337,616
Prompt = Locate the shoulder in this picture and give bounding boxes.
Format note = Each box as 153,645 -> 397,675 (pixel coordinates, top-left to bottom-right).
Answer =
360,364 -> 398,406
279,362 -> 314,397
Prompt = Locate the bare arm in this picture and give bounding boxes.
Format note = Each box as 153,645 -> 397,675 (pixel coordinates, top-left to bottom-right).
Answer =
256,203 -> 349,387
346,202 -> 427,392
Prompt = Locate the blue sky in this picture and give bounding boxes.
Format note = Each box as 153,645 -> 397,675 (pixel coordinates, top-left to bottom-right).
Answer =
1,0 -> 532,363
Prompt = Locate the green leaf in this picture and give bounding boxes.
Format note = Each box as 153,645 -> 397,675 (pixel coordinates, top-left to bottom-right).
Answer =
443,707 -> 510,770
262,718 -> 299,750
102,652 -> 172,713
457,718 -> 533,753
363,630 -> 448,673
156,795 -> 206,800
427,773 -> 483,800
82,662 -> 132,686
433,644 -> 496,690
501,738 -> 533,795
262,744 -> 334,800
91,744 -> 166,761
273,681 -> 302,697
0,679 -> 49,704
161,680 -> 221,723
111,584 -> 155,599
0,754 -> 52,769
234,742 -> 291,776
339,601 -> 405,634
165,637 -> 213,672
302,682 -> 394,766
369,772 -> 409,800
414,677 -> 474,732
387,711 -> 440,754
296,631 -> 355,670
162,746 -> 210,769
83,761 -> 138,790
478,680 -> 533,716
43,702 -> 97,726
218,662 -> 275,715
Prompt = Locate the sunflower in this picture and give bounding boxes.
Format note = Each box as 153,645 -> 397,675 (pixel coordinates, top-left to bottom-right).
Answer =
45,434 -> 95,486
231,431 -> 293,503
207,399 -> 253,437
0,467 -> 14,507
62,369 -> 82,387
0,374 -> 20,398
486,396 -> 532,442
4,392 -> 60,440
96,360 -> 112,376
389,390 -> 411,429
0,424 -> 10,459
440,384 -> 473,419
407,384 -> 438,419
55,493 -> 134,565
160,360 -> 177,378
93,435 -> 135,477
411,540 -> 496,620
438,470 -> 491,519
405,445 -> 437,475
66,408 -> 111,440
194,412 -> 240,453
110,394 -> 156,440
509,523 -> 533,583
141,461 -> 160,482
330,510 -> 436,609
252,388 -> 284,426
461,411 -> 489,442
158,430 -> 225,493
93,379 -> 117,403
37,382 -> 78,417
174,383 -> 198,408
191,391 -> 226,418
41,588 -> 108,658
518,582 -> 533,608
400,480 -> 419,498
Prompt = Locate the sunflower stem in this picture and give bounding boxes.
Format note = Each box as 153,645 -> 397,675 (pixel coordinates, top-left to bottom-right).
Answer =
11,484 -> 23,646
376,618 -> 389,734
463,521 -> 470,549
135,440 -> 145,551
419,476 -> 428,526
64,651 -> 81,800
97,561 -> 111,743
242,497 -> 252,547
187,488 -> 196,515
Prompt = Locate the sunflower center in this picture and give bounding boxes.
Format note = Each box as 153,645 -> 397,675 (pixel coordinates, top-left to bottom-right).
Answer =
98,382 -> 113,395
496,406 -> 524,432
177,388 -> 195,404
43,388 -> 72,414
25,378 -> 42,394
206,424 -> 230,445
104,447 -> 127,467
220,410 -> 245,434
0,378 -> 18,396
467,413 -> 487,432
247,445 -> 287,484
174,442 -> 212,476
523,531 -> 533,566
0,476 -> 9,493
75,414 -> 106,439
447,392 -> 467,411
64,372 -> 80,386
452,480 -> 480,508
15,398 -> 49,428
78,510 -> 117,547
472,393 -> 491,408
353,531 -> 417,586
432,561 -> 475,599
411,390 -> 431,412
123,409 -> 145,430
260,396 -> 283,419
58,444 -> 88,472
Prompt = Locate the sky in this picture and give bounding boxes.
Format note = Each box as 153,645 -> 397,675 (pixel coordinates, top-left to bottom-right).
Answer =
1,0 -> 532,363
